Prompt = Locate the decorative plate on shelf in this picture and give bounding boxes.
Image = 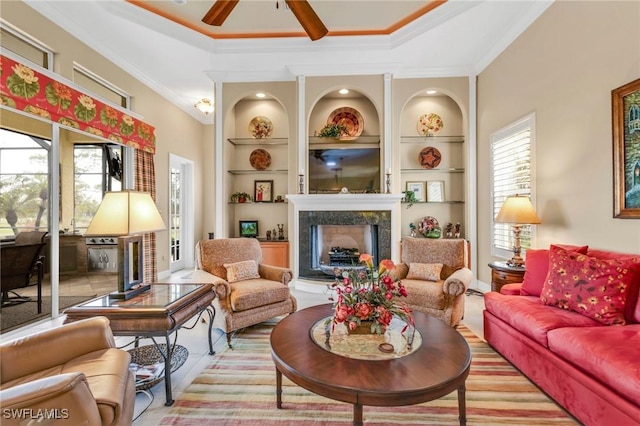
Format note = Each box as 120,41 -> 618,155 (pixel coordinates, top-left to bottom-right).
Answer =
249,116 -> 273,139
327,107 -> 364,138
416,113 -> 444,136
418,146 -> 442,169
249,148 -> 272,170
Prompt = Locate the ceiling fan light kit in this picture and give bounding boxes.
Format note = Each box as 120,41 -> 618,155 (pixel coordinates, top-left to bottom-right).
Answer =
202,0 -> 328,40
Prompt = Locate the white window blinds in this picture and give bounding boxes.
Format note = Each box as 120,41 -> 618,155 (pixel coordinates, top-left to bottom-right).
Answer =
490,114 -> 535,258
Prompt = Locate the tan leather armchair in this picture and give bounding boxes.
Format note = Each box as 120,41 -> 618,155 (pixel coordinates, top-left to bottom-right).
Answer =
195,238 -> 297,347
394,237 -> 473,327
0,316 -> 135,426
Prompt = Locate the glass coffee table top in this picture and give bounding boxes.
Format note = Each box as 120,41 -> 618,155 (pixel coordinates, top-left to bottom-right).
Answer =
310,316 -> 422,361
76,284 -> 205,309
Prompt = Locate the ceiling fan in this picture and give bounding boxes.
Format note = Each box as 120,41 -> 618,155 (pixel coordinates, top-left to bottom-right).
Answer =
202,0 -> 328,41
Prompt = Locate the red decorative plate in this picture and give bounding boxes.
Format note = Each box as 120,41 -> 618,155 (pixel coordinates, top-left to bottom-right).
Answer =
327,107 -> 364,138
418,146 -> 442,169
249,148 -> 271,170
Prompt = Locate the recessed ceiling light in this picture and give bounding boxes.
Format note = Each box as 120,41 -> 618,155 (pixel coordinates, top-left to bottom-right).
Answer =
339,89 -> 349,95
326,161 -> 337,167
426,90 -> 437,95
256,92 -> 266,98
172,0 -> 187,5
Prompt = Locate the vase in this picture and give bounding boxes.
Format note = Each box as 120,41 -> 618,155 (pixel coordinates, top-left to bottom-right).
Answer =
348,321 -> 375,335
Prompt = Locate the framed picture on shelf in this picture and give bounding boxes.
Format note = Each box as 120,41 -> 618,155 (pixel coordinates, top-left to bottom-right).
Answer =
239,220 -> 259,238
406,181 -> 425,202
254,180 -> 273,202
427,180 -> 445,202
612,78 -> 640,218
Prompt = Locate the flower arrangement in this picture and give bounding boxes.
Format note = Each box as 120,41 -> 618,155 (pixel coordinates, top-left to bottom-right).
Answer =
418,216 -> 441,239
329,254 -> 414,334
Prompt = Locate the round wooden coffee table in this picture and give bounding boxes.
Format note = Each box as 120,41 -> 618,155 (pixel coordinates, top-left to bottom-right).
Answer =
270,304 -> 471,426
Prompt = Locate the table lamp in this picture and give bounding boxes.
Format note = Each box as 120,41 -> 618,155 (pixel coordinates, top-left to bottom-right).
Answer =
495,194 -> 541,267
85,190 -> 166,299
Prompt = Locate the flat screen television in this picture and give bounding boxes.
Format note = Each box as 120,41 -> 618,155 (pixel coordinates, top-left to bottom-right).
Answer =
239,220 -> 259,238
309,148 -> 381,193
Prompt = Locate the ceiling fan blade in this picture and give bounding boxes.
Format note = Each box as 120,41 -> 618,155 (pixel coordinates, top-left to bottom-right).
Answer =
202,0 -> 239,26
285,0 -> 328,41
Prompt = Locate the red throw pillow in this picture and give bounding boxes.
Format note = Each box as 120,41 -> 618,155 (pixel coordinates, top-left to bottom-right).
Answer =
521,245 -> 589,296
540,245 -> 640,325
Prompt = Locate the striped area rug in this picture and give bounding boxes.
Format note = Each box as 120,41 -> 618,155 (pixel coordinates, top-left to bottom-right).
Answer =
159,320 -> 578,425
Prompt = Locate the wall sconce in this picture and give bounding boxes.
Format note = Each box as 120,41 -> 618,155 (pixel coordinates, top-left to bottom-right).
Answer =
495,194 -> 541,267
194,98 -> 214,115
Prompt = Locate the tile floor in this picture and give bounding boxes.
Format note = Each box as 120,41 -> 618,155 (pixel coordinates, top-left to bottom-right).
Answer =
0,270 -> 487,425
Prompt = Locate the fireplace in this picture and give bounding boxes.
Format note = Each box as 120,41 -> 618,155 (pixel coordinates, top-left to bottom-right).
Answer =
298,210 -> 390,280
287,194 -> 403,285
314,224 -> 378,276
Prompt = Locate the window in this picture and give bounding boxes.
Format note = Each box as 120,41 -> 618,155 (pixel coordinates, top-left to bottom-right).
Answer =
490,113 -> 536,259
0,24 -> 53,69
0,128 -> 50,237
73,145 -> 122,232
73,64 -> 130,109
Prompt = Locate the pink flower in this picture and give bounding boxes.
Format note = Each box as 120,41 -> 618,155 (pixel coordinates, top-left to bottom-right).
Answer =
376,306 -> 393,326
355,302 -> 374,319
334,304 -> 353,323
348,321 -> 358,331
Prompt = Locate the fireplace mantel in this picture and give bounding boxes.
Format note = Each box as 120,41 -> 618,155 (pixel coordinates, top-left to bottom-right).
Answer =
287,194 -> 403,290
287,193 -> 403,210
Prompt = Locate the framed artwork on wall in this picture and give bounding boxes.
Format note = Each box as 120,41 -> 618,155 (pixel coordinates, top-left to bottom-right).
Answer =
427,180 -> 445,202
406,181 -> 425,202
254,180 -> 273,203
612,78 -> 640,218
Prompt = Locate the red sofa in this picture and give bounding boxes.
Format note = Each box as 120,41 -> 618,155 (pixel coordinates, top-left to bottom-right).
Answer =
483,245 -> 640,426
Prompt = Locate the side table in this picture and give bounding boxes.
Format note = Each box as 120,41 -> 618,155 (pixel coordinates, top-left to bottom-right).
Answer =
64,283 -> 216,405
488,261 -> 525,293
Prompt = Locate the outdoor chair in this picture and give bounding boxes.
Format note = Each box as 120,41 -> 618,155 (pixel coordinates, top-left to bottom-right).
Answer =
1,242 -> 46,313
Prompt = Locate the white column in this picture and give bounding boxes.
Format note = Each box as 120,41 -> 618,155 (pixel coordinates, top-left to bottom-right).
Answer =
214,80 -> 225,238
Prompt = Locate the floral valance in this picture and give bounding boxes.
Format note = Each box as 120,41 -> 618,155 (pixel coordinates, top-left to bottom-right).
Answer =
0,55 -> 156,154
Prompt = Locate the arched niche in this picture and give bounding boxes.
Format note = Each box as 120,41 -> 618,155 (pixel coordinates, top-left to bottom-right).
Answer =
307,88 -> 382,193
223,91 -> 291,238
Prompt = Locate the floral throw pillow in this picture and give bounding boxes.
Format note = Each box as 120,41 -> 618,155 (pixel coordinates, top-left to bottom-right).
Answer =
407,263 -> 444,282
223,260 -> 260,283
521,245 -> 589,296
540,245 -> 640,325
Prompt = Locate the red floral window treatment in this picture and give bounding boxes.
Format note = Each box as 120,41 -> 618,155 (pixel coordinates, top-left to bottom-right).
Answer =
0,54 -> 156,154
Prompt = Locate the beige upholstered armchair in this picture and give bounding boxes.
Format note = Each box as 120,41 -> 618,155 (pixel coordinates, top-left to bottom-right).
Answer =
393,237 -> 473,327
195,238 -> 297,347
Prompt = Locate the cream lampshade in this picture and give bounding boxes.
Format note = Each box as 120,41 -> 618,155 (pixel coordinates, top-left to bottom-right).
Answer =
85,190 -> 165,298
495,195 -> 541,267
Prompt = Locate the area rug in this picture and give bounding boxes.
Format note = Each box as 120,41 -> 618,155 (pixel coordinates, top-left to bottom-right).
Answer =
0,295 -> 96,332
159,320 -> 578,425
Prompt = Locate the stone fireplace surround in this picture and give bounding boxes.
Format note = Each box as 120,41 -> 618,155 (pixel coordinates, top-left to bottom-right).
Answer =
287,194 -> 403,292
